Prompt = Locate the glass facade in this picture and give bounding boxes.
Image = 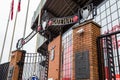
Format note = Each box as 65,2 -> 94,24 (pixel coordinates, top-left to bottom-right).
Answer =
94,0 -> 120,79
62,28 -> 73,80
94,0 -> 120,34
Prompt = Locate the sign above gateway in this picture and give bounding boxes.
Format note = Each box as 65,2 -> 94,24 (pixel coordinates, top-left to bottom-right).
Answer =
48,15 -> 78,26
17,0 -> 104,50
16,3 -> 96,50
41,3 -> 96,28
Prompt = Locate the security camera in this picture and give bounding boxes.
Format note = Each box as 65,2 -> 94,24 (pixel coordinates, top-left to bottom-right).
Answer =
76,28 -> 84,34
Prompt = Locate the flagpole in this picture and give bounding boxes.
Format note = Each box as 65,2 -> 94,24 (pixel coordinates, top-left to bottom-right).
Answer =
0,4 -> 11,63
8,4 -> 19,61
22,0 -> 30,46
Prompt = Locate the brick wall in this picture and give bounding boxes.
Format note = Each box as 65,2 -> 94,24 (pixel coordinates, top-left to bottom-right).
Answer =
48,35 -> 61,80
72,21 -> 101,80
7,50 -> 25,80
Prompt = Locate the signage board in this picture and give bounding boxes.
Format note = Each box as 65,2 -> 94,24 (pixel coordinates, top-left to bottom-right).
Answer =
48,15 -> 78,26
75,51 -> 90,79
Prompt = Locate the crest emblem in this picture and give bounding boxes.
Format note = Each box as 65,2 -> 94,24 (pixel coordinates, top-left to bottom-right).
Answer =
41,10 -> 49,31
50,46 -> 56,61
81,5 -> 91,21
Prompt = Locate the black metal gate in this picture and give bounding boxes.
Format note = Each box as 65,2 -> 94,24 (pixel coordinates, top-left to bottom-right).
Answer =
97,31 -> 120,80
0,52 -> 49,80
22,52 -> 49,80
0,62 -> 9,80
22,53 -> 41,80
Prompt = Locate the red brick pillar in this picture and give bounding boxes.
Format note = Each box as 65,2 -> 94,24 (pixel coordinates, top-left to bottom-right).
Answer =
48,35 -> 61,80
72,21 -> 101,80
7,50 -> 26,80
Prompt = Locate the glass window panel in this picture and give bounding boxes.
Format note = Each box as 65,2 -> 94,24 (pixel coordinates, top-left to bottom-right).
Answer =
112,19 -> 119,27
116,67 -> 119,74
101,11 -> 106,19
111,3 -> 117,13
107,15 -> 111,23
108,23 -> 112,30
110,0 -> 116,5
96,15 -> 100,22
119,9 -> 120,17
108,26 -> 113,33
101,26 -> 107,34
104,60 -> 108,66
100,4 -> 105,12
97,8 -> 100,15
106,8 -> 110,16
114,57 -> 118,66
103,25 -> 108,33
106,1 -> 110,9
116,58 -> 119,66
117,35 -> 120,43
117,0 -> 120,9
101,18 -> 107,26
113,49 -> 117,57
112,11 -> 118,21
104,52 -> 108,60
116,40 -> 120,51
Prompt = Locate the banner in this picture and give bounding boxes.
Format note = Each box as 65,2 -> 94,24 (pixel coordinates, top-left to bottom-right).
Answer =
11,0 -> 14,20
18,0 -> 21,12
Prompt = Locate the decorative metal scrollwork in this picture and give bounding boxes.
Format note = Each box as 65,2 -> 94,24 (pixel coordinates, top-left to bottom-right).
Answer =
16,26 -> 41,50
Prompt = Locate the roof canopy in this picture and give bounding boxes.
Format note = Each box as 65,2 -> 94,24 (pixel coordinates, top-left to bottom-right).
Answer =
32,0 -> 104,34
43,0 -> 104,17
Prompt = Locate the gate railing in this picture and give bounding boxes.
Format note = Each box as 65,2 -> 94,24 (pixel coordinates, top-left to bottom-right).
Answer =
22,53 -> 42,80
22,52 -> 49,80
0,52 -> 49,80
0,62 -> 9,80
97,31 -> 120,80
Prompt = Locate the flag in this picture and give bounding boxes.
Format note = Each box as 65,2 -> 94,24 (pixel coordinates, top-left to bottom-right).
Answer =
11,0 -> 14,20
18,0 -> 21,12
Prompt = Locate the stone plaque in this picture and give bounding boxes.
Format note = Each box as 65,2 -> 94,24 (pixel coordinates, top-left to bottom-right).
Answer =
75,51 -> 90,79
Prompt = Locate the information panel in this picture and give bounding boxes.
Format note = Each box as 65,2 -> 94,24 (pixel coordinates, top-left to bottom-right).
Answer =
75,51 -> 90,79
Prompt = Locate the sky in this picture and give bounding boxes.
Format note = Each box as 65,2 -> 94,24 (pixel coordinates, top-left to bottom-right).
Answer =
0,0 -> 40,63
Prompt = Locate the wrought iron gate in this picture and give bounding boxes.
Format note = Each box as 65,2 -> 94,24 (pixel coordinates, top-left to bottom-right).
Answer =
22,53 -> 41,80
0,62 -> 9,80
97,31 -> 120,80
22,52 -> 49,80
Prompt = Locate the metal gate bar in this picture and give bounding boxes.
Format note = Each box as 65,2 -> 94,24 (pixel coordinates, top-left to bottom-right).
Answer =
0,62 -> 9,80
97,31 -> 120,80
22,53 -> 42,80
